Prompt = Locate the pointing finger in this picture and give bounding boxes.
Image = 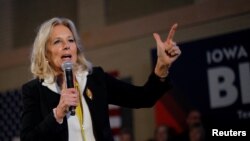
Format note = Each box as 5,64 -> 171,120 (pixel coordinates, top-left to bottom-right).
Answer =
166,23 -> 178,43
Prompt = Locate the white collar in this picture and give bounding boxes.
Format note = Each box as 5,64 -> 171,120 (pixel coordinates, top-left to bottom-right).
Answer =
42,70 -> 89,94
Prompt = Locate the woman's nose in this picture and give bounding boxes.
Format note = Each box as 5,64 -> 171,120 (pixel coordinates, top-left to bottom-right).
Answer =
63,42 -> 70,50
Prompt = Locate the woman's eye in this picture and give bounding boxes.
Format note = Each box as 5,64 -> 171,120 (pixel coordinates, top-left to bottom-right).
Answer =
69,39 -> 75,42
54,40 -> 60,45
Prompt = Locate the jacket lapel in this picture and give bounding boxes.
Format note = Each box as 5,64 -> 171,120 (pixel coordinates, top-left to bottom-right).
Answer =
41,84 -> 60,116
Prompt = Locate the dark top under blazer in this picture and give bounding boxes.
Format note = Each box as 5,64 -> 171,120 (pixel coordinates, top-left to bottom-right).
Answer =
21,67 -> 172,141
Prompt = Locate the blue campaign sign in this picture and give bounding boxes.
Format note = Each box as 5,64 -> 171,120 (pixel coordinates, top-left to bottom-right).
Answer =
152,28 -> 250,135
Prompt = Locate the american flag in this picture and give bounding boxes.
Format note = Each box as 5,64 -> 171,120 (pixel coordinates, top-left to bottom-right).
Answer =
109,104 -> 122,141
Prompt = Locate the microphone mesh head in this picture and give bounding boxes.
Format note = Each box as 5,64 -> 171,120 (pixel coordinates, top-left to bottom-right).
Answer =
61,61 -> 73,70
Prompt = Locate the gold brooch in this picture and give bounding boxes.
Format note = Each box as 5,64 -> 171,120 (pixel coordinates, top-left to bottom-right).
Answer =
86,88 -> 93,100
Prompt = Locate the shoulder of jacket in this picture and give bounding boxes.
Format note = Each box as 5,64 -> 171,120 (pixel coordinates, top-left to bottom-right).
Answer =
91,66 -> 105,74
22,78 -> 42,88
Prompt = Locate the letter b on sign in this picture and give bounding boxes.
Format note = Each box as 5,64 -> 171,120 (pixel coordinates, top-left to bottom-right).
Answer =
208,67 -> 238,108
208,63 -> 250,108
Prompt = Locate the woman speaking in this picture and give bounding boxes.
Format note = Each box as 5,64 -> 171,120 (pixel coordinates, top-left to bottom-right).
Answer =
21,17 -> 181,141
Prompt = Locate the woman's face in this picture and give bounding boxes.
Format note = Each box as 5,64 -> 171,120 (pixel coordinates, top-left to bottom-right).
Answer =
46,24 -> 77,74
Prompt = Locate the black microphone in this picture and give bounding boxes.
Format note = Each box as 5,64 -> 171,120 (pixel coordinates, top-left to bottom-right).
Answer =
62,61 -> 75,116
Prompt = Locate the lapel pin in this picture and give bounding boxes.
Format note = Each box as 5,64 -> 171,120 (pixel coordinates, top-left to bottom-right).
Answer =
86,88 -> 93,100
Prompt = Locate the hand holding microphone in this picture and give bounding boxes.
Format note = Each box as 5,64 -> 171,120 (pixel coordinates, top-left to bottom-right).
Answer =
55,88 -> 78,120
55,62 -> 78,121
61,61 -> 76,116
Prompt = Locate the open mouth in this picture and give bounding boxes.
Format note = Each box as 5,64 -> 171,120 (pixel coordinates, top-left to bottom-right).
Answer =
61,54 -> 72,60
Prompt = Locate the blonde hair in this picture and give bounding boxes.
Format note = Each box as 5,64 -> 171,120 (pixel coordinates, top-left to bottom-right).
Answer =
31,17 -> 92,80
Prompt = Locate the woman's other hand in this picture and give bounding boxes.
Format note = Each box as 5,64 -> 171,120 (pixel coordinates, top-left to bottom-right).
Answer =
153,23 -> 181,78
